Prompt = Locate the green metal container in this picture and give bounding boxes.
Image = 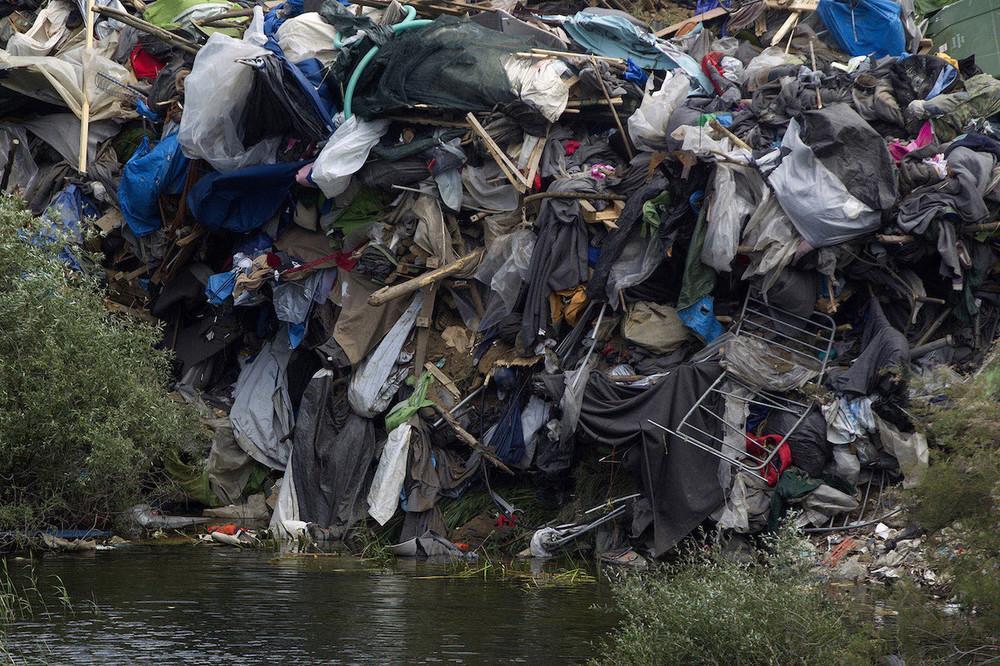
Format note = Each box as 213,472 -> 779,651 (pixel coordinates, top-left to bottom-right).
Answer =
927,0 -> 1000,76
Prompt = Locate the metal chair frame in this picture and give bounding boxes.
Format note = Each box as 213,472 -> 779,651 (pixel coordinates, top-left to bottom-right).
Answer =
649,291 -> 837,482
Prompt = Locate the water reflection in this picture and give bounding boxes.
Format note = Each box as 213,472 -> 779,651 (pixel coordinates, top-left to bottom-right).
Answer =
3,547 -> 617,663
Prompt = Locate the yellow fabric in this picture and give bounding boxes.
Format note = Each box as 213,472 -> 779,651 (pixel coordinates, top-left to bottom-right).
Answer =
548,286 -> 588,327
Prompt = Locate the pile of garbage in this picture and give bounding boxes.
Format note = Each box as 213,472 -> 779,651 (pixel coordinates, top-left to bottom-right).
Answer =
2,0 -> 999,562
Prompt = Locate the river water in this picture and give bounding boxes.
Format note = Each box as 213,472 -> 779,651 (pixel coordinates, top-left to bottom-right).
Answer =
1,545 -> 618,663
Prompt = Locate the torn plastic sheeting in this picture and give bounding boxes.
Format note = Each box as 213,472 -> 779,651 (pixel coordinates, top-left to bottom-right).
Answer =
0,46 -> 138,121
702,163 -> 767,272
367,423 -> 412,525
348,292 -> 424,419
276,11 -> 339,65
628,71 -> 689,152
875,414 -> 928,489
311,116 -> 391,199
769,118 -> 881,248
5,0 -> 72,57
177,11 -> 279,172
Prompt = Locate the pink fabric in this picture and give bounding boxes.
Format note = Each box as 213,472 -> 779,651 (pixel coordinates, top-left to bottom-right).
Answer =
889,121 -> 934,161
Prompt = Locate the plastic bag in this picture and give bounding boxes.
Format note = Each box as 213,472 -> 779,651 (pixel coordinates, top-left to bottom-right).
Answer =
367,423 -> 412,525
768,118 -> 880,247
742,46 -> 803,92
178,8 -> 278,172
702,163 -> 766,272
627,72 -> 689,152
311,115 -> 390,198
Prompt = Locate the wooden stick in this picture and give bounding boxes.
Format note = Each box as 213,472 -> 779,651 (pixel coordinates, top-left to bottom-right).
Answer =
654,7 -> 728,37
809,39 -> 822,109
772,11 -> 800,47
524,127 -> 548,189
708,119 -> 752,151
523,48 -> 625,64
368,248 -> 484,306
78,0 -> 94,174
465,113 -> 529,192
430,401 -> 514,475
93,6 -> 201,54
591,56 -> 634,160
522,191 -> 626,205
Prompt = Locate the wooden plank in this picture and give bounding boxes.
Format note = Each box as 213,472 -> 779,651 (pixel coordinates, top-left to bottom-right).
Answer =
465,113 -> 529,192
764,0 -> 818,10
654,7 -> 728,37
771,11 -> 800,47
425,362 -> 462,400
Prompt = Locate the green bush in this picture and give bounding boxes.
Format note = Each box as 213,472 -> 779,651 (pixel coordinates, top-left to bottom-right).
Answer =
0,195 -> 196,531
592,527 -> 882,666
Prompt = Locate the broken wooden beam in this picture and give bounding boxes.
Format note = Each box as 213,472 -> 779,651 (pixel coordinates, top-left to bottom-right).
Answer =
368,248 -> 484,306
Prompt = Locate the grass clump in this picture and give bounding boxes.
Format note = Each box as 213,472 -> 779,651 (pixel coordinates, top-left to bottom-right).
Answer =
0,195 -> 199,533
592,525 -> 882,666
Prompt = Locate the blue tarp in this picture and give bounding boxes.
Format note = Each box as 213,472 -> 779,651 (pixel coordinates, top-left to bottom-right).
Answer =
118,133 -> 190,237
187,160 -> 309,233
817,0 -> 907,58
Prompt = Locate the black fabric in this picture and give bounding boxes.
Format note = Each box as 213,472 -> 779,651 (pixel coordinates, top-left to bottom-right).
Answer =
518,177 -> 594,352
798,103 -> 899,211
577,362 -> 725,556
291,373 -> 376,537
830,297 -> 909,397
351,17 -> 533,118
587,177 -> 666,302
767,406 -> 830,478
241,55 -> 330,145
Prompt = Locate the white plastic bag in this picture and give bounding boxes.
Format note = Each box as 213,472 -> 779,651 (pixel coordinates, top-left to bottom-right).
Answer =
367,423 -> 412,525
702,163 -> 767,272
311,115 -> 390,197
627,72 -> 689,152
177,7 -> 277,172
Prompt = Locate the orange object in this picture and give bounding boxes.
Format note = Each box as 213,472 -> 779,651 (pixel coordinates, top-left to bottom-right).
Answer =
207,524 -> 238,536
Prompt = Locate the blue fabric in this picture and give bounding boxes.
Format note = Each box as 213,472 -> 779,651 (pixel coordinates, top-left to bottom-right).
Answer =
817,0 -> 906,58
118,133 -> 190,237
558,12 -> 713,92
31,184 -> 99,269
288,321 -> 306,348
136,97 -> 161,121
624,58 -> 649,86
206,271 -> 237,305
489,369 -> 526,465
187,160 -> 309,233
677,294 -> 724,343
926,64 -> 958,98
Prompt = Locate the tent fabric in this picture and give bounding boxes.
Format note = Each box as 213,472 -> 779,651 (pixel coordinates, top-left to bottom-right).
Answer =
290,371 -> 377,537
557,10 -> 713,92
187,160 -> 309,232
119,133 -> 190,237
577,362 -> 726,556
230,337 -> 296,470
817,0 -> 907,58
